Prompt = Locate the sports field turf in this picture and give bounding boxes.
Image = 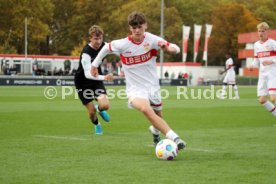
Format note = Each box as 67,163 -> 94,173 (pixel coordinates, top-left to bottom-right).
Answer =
0,86 -> 275,184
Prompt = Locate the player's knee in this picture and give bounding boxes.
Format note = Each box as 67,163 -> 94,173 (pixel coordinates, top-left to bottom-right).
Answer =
100,103 -> 110,111
258,98 -> 267,104
270,98 -> 276,103
139,106 -> 151,114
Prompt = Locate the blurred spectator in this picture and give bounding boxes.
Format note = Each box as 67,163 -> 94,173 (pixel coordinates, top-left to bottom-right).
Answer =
164,70 -> 169,79
178,72 -> 183,79
53,67 -> 58,76
188,71 -> 193,85
183,72 -> 188,79
71,68 -> 77,76
64,59 -> 71,71
170,72 -> 175,79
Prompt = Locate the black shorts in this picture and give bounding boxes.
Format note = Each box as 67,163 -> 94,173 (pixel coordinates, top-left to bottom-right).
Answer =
75,82 -> 107,105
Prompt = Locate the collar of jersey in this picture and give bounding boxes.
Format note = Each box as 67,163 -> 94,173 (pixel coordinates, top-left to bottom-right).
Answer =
128,35 -> 145,45
260,38 -> 269,44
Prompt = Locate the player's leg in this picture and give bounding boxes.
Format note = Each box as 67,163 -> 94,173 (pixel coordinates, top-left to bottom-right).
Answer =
258,76 -> 276,116
96,94 -> 110,122
232,84 -> 240,99
76,87 -> 103,134
85,102 -> 103,134
94,83 -> 110,122
219,75 -> 228,99
149,109 -> 162,145
270,94 -> 276,117
130,97 -> 186,150
259,96 -> 276,116
268,78 -> 276,116
218,82 -> 228,99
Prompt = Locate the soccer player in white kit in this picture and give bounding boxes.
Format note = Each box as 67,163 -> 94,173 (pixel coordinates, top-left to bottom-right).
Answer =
252,22 -> 276,117
91,11 -> 186,150
219,53 -> 240,99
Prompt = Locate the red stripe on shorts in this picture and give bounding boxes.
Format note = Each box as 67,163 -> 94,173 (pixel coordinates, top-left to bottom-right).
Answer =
150,103 -> 162,107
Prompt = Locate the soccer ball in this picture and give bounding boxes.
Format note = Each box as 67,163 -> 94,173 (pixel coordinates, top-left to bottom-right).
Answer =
155,139 -> 178,160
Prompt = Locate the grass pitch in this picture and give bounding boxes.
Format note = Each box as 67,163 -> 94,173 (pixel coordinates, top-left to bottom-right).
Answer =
0,86 -> 275,184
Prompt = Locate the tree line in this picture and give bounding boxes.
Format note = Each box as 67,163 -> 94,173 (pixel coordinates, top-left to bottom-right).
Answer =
0,0 -> 275,66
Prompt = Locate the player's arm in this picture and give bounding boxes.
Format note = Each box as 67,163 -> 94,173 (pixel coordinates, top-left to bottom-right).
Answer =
250,44 -> 260,70
219,66 -> 231,74
81,53 -> 113,81
91,44 -> 111,77
158,40 -> 180,54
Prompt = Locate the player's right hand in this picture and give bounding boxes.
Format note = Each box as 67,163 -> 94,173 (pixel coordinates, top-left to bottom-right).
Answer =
105,74 -> 114,81
262,60 -> 274,66
91,66 -> 98,77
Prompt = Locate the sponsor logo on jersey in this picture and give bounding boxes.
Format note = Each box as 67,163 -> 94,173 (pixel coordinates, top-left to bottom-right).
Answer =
120,49 -> 157,65
257,51 -> 276,58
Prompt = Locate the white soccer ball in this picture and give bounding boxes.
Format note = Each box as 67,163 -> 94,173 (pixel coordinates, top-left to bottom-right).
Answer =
155,139 -> 178,160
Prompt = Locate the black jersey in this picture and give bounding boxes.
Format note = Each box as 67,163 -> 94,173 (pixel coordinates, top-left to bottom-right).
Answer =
74,42 -> 105,88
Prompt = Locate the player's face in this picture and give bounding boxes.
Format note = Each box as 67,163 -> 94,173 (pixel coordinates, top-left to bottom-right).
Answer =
89,34 -> 103,50
257,28 -> 268,41
129,23 -> 147,41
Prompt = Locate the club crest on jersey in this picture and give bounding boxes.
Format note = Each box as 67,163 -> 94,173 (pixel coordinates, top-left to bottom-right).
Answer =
143,43 -> 150,51
265,45 -> 271,50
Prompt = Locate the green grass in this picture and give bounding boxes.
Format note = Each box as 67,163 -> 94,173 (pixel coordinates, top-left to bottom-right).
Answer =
0,86 -> 276,184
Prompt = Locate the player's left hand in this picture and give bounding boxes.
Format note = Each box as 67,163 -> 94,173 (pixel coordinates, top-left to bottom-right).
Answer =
91,66 -> 98,77
262,60 -> 274,66
158,41 -> 168,51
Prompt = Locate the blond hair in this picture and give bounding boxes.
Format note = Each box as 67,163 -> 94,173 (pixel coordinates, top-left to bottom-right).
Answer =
88,25 -> 104,37
257,22 -> 269,30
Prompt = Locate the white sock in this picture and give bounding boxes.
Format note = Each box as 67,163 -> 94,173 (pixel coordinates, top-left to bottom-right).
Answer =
166,130 -> 179,141
263,101 -> 276,115
233,85 -> 239,97
150,126 -> 160,135
221,85 -> 227,96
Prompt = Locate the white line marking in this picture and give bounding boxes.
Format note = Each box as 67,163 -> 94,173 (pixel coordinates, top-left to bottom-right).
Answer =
186,148 -> 217,153
145,144 -> 217,153
33,135 -> 91,141
146,144 -> 155,147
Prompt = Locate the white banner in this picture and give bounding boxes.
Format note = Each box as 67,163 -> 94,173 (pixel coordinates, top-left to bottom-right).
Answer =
182,25 -> 191,62
193,24 -> 202,62
203,24 -> 213,66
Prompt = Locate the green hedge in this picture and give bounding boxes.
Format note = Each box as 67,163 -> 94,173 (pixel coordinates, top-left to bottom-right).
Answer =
236,76 -> 258,85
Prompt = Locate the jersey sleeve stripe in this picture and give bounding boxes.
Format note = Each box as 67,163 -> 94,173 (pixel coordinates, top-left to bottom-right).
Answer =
108,43 -> 112,52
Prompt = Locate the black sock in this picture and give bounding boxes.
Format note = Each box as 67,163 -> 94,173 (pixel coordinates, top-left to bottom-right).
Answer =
96,105 -> 101,112
91,117 -> 99,126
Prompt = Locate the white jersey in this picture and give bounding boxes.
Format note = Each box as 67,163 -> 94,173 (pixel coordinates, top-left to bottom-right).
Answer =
254,38 -> 276,96
254,38 -> 276,77
225,57 -> 235,74
108,32 -> 166,93
223,57 -> 236,84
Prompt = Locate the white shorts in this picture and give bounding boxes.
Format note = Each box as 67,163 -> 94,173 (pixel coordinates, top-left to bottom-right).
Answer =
223,71 -> 236,84
257,74 -> 276,96
127,86 -> 162,111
